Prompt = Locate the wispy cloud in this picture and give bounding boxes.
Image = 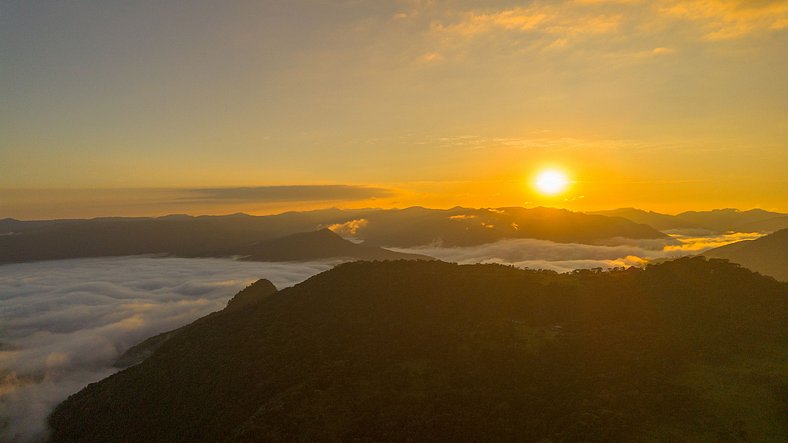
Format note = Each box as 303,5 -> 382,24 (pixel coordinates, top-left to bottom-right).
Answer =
663,231 -> 763,251
417,0 -> 786,62
183,185 -> 395,203
429,4 -> 622,50
432,134 -> 673,153
659,0 -> 788,40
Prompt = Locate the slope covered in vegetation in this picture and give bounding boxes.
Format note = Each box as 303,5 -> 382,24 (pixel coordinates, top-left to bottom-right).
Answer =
50,258 -> 787,442
704,228 -> 788,281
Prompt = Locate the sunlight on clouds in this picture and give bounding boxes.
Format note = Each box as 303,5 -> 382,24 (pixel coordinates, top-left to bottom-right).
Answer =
664,231 -> 764,251
390,231 -> 761,273
431,9 -> 547,37
575,0 -> 642,4
651,47 -> 675,55
423,0 -> 786,62
659,0 -> 788,40
431,5 -> 621,45
420,51 -> 444,63
328,218 -> 369,236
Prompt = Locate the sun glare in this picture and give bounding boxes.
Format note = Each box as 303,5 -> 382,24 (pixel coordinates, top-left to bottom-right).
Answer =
534,169 -> 569,196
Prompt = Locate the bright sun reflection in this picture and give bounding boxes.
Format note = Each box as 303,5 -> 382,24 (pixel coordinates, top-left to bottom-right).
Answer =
534,169 -> 569,196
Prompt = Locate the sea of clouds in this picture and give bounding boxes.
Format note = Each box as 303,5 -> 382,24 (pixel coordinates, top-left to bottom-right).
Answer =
0,257 -> 336,442
0,231 -> 762,441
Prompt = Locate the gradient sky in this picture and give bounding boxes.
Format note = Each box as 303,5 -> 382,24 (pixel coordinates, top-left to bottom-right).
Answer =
2,0 -> 786,219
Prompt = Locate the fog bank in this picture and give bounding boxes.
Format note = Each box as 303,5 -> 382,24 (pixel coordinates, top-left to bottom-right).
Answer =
0,257 -> 334,442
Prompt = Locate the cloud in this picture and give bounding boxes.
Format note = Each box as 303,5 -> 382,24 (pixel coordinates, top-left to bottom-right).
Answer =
481,255 -> 649,274
0,257 -> 334,442
0,230 -> 767,441
574,0 -> 642,4
433,134 -> 656,152
389,231 -> 763,272
662,231 -> 763,251
0,186 -> 399,219
420,51 -> 444,63
651,47 -> 675,55
430,5 -> 622,46
183,185 -> 395,203
417,0 -> 785,64
658,0 -> 788,40
327,218 -> 368,236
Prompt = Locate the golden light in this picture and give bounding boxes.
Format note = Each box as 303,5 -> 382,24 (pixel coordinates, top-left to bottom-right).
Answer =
534,169 -> 569,196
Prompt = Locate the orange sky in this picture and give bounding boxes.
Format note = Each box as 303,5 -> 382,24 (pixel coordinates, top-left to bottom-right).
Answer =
1,0 -> 786,219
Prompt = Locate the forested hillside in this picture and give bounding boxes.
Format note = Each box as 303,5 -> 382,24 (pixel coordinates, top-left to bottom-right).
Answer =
50,258 -> 787,442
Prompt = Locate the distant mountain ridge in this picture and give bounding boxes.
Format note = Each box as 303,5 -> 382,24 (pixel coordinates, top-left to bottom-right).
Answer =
703,228 -> 788,281
590,208 -> 787,233
0,207 -> 667,264
49,258 -> 787,442
241,229 -> 432,262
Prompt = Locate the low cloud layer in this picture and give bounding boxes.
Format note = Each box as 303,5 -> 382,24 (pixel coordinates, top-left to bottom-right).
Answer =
391,232 -> 762,273
662,231 -> 763,252
0,257 -> 334,442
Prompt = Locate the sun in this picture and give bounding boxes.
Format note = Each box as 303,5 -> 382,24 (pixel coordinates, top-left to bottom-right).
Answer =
534,169 -> 569,196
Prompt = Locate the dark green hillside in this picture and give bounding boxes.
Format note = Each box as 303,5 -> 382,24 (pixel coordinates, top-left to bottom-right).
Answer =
704,228 -> 788,281
49,258 -> 787,442
114,279 -> 279,369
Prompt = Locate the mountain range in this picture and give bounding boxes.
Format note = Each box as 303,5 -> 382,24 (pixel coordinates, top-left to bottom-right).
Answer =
0,207 -> 667,264
239,229 -> 431,262
49,258 -> 787,442
591,208 -> 787,233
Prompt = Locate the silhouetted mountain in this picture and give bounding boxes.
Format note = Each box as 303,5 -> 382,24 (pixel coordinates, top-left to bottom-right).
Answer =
0,207 -> 667,264
703,228 -> 788,281
242,229 -> 432,262
592,208 -> 787,233
224,279 -> 279,310
731,215 -> 788,234
355,206 -> 667,248
676,208 -> 787,233
589,208 -> 701,231
50,258 -> 787,442
114,279 -> 279,369
0,217 -> 80,234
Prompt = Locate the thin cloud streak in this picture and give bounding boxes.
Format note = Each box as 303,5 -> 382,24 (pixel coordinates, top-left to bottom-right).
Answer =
182,185 -> 395,203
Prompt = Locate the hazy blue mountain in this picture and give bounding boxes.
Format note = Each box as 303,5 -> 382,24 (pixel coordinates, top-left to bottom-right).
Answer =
50,258 -> 787,442
703,228 -> 788,281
